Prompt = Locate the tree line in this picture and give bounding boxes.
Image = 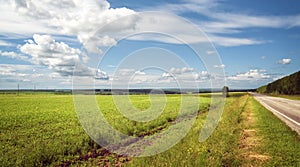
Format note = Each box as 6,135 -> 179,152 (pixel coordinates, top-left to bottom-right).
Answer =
257,71 -> 300,95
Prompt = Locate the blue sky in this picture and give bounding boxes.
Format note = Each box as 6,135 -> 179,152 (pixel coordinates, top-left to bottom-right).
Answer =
0,0 -> 299,89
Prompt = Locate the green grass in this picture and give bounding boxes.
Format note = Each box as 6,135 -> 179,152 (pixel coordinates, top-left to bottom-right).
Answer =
1,93 -> 299,166
0,94 -> 92,166
269,94 -> 300,100
94,92 -> 249,166
251,96 -> 300,166
0,94 -> 209,166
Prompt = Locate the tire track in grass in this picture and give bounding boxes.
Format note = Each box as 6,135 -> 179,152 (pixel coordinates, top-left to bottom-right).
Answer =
239,95 -> 270,166
57,108 -> 209,167
58,148 -> 131,167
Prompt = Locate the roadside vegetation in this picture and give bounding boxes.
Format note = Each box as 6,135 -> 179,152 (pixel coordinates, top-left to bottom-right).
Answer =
238,96 -> 300,166
250,97 -> 300,166
257,70 -> 300,95
0,93 -> 299,166
268,94 -> 300,101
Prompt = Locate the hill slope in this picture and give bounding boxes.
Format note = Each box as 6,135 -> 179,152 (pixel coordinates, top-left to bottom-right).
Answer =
257,71 -> 300,95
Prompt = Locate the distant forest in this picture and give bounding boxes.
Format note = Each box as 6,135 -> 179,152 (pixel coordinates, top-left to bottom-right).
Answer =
257,71 -> 300,95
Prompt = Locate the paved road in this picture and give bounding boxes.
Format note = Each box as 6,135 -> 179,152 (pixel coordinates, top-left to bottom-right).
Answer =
251,93 -> 300,135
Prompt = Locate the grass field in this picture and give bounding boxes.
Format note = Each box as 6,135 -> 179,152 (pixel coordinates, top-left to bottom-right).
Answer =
0,93 -> 299,166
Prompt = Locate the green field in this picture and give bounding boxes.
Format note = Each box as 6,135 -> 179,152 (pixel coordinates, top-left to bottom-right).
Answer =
0,93 -> 299,166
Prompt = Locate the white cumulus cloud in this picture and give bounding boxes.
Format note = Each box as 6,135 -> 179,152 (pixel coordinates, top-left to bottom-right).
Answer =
10,0 -> 135,54
278,58 -> 291,65
19,34 -> 93,76
95,69 -> 109,80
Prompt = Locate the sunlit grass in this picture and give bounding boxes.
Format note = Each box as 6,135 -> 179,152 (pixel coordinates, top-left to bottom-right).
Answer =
1,93 -> 299,166
251,97 -> 300,166
0,94 -> 208,166
269,94 -> 300,100
0,94 -> 91,166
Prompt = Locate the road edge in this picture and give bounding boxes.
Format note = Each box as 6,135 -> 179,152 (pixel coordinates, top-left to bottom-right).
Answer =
250,92 -> 300,135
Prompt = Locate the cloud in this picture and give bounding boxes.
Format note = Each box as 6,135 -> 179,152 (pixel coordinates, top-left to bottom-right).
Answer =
100,67 -> 199,86
19,34 -> 93,76
79,34 -> 119,54
213,64 -> 225,68
261,56 -> 266,60
95,68 -> 167,87
131,72 -> 159,84
115,69 -> 136,77
143,0 -> 300,47
107,65 -> 117,68
228,69 -> 270,81
206,50 -> 216,55
160,67 -> 194,80
0,1 -> 58,36
95,69 -> 109,80
3,0 -> 259,47
159,1 -> 300,30
0,63 -> 79,89
277,58 -> 291,65
134,70 -> 146,75
200,14 -> 297,33
125,13 -> 213,45
111,69 -> 156,84
159,67 -> 204,83
0,64 -> 30,77
194,71 -> 210,80
0,50 -> 29,61
1,0 -> 300,49
8,0 -> 135,53
0,64 -> 47,85
209,35 -> 266,47
135,5 -> 268,46
0,0 -> 138,55
0,40 -> 13,46
169,67 -> 194,74
1,0 -> 286,49
161,72 -> 174,79
94,67 -> 218,88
